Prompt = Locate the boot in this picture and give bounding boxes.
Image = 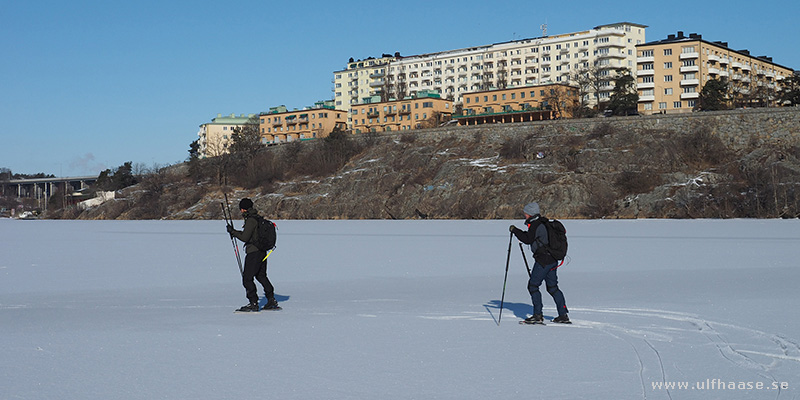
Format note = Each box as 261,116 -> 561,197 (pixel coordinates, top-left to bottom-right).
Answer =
521,314 -> 545,324
236,303 -> 259,312
552,314 -> 571,324
262,298 -> 281,310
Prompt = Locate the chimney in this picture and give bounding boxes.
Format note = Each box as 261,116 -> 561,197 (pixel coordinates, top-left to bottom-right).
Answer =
677,31 -> 685,39
667,34 -> 676,40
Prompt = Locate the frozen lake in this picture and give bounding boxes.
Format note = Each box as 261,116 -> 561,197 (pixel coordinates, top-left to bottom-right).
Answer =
1,218 -> 798,399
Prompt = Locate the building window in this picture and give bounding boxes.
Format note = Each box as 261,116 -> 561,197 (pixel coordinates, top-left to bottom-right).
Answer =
665,88 -> 673,95
673,101 -> 682,108
643,103 -> 653,111
659,102 -> 667,109
641,50 -> 653,57
664,62 -> 673,69
664,49 -> 672,56
665,75 -> 673,82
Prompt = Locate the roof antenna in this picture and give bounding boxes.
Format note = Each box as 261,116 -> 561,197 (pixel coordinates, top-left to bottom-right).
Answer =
541,20 -> 548,37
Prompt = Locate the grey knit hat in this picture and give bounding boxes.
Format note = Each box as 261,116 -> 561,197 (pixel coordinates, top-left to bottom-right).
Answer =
523,202 -> 540,216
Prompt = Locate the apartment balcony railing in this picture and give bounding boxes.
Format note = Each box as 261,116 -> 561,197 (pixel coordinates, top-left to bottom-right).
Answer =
680,79 -> 700,86
680,92 -> 700,100
680,52 -> 699,60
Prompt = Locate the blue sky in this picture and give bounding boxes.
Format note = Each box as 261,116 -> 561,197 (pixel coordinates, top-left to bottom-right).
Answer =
2,0 -> 798,177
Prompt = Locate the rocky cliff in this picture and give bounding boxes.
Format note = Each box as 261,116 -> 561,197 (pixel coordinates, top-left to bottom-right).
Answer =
69,108 -> 800,220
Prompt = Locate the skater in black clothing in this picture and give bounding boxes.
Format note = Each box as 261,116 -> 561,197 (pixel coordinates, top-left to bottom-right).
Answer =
510,202 -> 570,324
227,198 -> 279,312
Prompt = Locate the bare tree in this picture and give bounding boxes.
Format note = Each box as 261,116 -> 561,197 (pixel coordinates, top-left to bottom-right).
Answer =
230,115 -> 263,157
573,64 -> 612,110
496,60 -> 508,90
394,72 -> 408,100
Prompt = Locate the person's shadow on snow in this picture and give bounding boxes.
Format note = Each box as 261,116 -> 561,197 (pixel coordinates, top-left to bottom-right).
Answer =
485,300 -> 552,324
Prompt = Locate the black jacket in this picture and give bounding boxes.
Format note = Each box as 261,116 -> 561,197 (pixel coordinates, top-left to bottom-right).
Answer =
231,209 -> 262,254
511,215 -> 556,265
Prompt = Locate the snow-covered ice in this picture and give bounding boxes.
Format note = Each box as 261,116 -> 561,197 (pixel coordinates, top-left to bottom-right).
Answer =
1,218 -> 798,399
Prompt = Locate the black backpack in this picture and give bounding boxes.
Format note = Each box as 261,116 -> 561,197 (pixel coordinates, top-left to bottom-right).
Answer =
536,217 -> 568,262
251,215 -> 277,251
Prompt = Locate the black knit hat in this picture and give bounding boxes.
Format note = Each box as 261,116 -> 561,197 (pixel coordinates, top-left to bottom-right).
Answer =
238,198 -> 254,210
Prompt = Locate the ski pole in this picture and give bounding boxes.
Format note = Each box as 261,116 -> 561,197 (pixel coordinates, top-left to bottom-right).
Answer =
519,243 -> 532,278
221,200 -> 243,276
498,231 -> 513,325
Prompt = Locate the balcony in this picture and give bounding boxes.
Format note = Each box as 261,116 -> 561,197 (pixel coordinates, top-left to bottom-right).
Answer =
637,69 -> 655,76
679,52 -> 699,60
370,79 -> 385,87
679,65 -> 699,73
637,56 -> 655,63
639,95 -> 655,102
708,54 -> 720,63
708,67 -> 720,75
637,82 -> 655,89
680,79 -> 700,86
369,71 -> 385,78
680,92 -> 700,100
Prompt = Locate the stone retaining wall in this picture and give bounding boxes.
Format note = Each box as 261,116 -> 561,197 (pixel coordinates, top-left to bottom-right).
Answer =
410,107 -> 800,149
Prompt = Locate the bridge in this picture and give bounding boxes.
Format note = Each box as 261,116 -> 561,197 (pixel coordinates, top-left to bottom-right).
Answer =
1,176 -> 98,208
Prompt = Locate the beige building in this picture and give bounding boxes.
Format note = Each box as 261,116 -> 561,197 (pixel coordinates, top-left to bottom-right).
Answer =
350,91 -> 452,133
636,32 -> 794,115
197,113 -> 255,158
333,23 -> 646,118
332,55 -> 395,113
259,102 -> 347,144
457,83 -> 579,125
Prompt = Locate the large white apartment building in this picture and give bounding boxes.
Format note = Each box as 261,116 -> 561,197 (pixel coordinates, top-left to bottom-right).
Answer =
333,22 -> 646,117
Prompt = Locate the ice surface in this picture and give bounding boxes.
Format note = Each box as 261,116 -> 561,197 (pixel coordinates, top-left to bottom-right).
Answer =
1,218 -> 798,399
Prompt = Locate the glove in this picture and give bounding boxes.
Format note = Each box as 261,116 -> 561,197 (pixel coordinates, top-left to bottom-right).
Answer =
509,225 -> 517,233
226,225 -> 234,234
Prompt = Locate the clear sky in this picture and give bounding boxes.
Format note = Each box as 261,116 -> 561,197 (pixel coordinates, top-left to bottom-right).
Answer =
2,0 -> 798,177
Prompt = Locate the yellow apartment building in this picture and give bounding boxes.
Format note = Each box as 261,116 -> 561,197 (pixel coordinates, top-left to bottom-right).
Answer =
456,84 -> 579,125
259,102 -> 347,144
636,32 -> 794,115
350,91 -> 452,133
197,113 -> 256,158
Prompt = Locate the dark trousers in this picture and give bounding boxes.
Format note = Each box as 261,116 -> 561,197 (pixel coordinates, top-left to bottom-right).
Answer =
528,261 -> 568,316
242,251 -> 274,304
